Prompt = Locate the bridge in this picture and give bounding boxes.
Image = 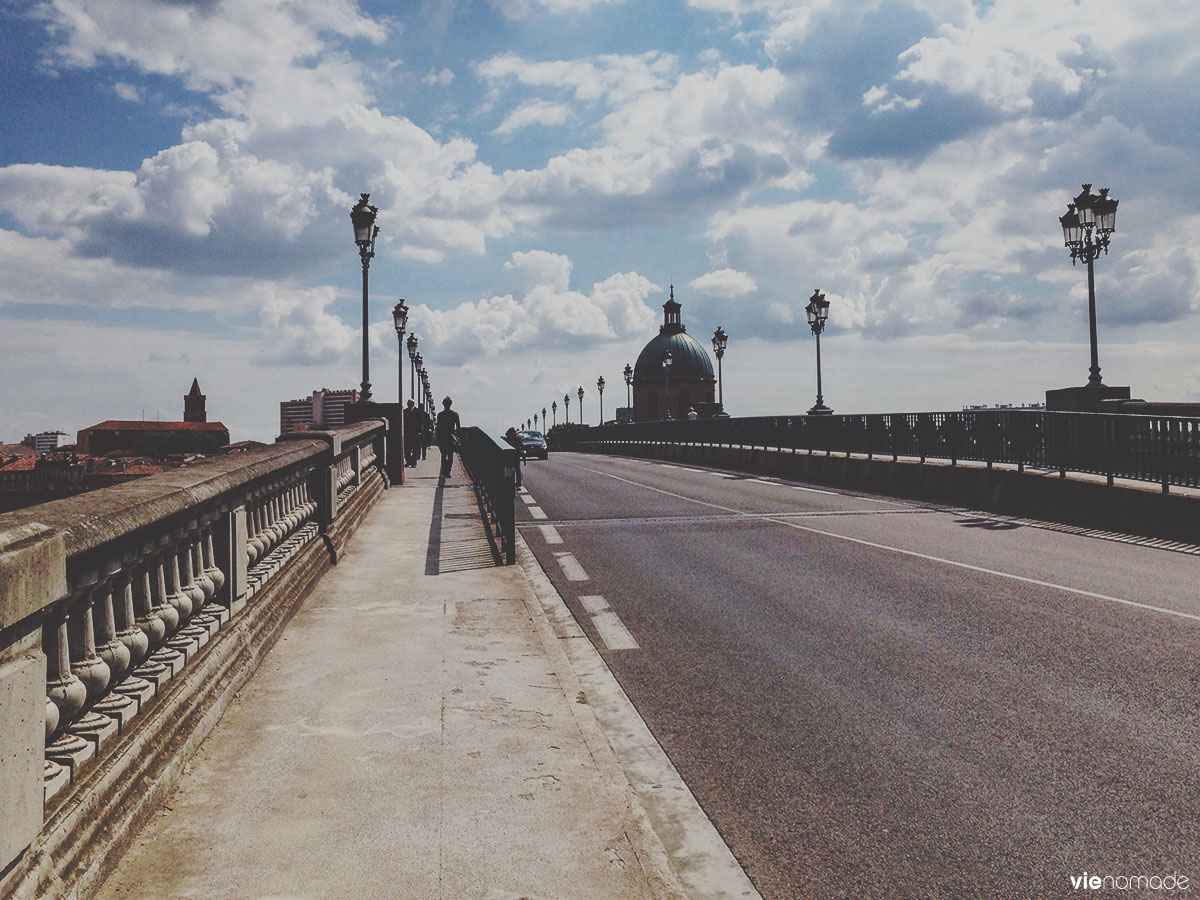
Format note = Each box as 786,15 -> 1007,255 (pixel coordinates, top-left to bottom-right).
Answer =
2,408 -> 1199,898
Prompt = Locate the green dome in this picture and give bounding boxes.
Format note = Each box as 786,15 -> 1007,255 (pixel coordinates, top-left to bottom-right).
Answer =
633,331 -> 714,380
633,287 -> 714,381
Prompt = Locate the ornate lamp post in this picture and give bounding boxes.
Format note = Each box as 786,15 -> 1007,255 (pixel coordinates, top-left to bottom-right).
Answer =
577,387 -> 584,427
552,400 -> 558,427
414,353 -> 423,405
542,407 -> 547,431
350,193 -> 379,401
805,289 -> 832,415
406,334 -> 418,400
597,376 -> 605,424
1059,184 -> 1119,387
623,363 -> 633,423
564,392 -> 570,424
391,300 -> 409,482
392,301 -> 408,403
418,364 -> 427,409
661,349 -> 673,419
711,326 -> 728,415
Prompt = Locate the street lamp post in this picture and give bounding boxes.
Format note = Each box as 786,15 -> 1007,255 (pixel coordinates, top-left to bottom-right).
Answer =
552,401 -> 557,427
350,193 -> 379,401
391,300 -> 409,483
577,387 -> 584,427
406,334 -> 418,400
623,363 -> 633,423
662,350 -> 673,420
1059,184 -> 1119,387
597,376 -> 605,424
542,407 -> 547,431
711,326 -> 728,415
564,393 -> 570,424
805,289 -> 832,415
392,301 -> 408,403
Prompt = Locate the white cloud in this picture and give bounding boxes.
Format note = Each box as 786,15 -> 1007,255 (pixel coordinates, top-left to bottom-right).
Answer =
408,251 -> 658,364
689,268 -> 757,298
492,100 -> 572,135
489,0 -> 627,21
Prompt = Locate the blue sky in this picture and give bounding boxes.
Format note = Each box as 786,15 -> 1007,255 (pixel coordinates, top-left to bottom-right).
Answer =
1,0 -> 1198,442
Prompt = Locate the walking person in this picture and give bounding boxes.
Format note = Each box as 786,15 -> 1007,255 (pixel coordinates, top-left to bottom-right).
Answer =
504,427 -> 523,487
421,408 -> 432,460
403,399 -> 423,467
436,396 -> 460,478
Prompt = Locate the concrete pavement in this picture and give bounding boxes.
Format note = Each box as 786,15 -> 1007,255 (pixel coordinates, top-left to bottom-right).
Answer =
94,454 -> 732,900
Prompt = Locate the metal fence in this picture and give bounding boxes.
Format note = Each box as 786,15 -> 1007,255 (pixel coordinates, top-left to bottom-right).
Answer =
457,426 -> 518,564
549,409 -> 1200,494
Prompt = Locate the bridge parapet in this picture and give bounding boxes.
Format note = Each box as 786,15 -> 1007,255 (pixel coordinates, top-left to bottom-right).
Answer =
0,420 -> 387,899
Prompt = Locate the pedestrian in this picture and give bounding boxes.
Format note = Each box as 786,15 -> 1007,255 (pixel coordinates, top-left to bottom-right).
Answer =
421,407 -> 432,460
504,426 -> 523,487
403,399 -> 423,467
436,396 -> 461,478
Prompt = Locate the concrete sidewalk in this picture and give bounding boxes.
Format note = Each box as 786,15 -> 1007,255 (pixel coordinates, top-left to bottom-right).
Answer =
94,455 -> 690,900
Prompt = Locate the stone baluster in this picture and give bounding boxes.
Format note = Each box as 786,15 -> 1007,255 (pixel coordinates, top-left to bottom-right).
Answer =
43,597 -> 91,782
132,547 -> 167,647
63,572 -> 119,755
43,599 -> 86,739
247,490 -> 266,565
93,563 -> 132,685
165,533 -> 194,626
66,572 -> 110,706
146,543 -> 186,679
108,554 -> 157,713
202,517 -> 226,596
92,565 -> 138,729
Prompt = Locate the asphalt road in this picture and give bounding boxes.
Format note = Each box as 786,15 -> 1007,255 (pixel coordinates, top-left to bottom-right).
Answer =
516,452 -> 1200,900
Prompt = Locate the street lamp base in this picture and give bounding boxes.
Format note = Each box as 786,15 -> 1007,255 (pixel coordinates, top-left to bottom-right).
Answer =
807,403 -> 833,416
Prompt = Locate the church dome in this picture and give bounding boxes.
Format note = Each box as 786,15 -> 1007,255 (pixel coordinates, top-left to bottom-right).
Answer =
632,288 -> 715,381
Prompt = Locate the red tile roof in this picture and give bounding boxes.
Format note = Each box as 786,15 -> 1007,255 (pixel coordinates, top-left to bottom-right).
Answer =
0,457 -> 38,471
82,420 -> 228,432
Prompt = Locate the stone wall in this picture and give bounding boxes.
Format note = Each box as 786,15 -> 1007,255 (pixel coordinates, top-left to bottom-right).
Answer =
0,421 -> 389,900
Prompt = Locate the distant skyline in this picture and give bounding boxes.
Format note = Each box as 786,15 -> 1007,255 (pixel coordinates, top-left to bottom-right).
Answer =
2,0 -> 1198,442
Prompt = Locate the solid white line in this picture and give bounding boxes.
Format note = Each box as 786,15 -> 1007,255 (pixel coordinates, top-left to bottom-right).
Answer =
579,594 -> 609,614
538,524 -> 563,544
529,506 -> 548,520
790,484 -> 838,495
555,552 -> 589,581
766,516 -> 1200,625
591,610 -> 640,650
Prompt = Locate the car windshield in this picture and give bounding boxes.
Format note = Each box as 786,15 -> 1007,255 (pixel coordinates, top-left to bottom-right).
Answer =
517,431 -> 543,440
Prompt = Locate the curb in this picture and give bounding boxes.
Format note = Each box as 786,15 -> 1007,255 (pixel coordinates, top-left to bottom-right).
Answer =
516,532 -> 762,900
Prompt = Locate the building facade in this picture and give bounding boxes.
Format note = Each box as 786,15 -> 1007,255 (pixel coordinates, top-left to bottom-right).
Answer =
631,288 -> 718,421
279,389 -> 358,435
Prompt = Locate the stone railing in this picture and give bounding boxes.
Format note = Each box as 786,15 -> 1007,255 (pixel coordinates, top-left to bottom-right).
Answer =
0,420 -> 388,900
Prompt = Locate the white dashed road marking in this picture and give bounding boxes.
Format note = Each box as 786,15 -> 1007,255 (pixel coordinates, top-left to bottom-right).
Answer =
591,611 -> 640,650
578,595 -> 639,650
538,524 -> 563,544
521,493 -> 537,504
555,552 -> 589,581
529,507 -> 548,520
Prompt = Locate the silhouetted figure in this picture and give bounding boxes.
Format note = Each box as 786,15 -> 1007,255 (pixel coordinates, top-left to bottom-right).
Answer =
436,396 -> 460,478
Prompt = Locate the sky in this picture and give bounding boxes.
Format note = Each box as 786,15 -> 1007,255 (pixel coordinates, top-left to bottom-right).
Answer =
1,0 -> 1198,443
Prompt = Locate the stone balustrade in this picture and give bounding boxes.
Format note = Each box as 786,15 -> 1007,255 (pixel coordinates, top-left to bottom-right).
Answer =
0,420 -> 388,900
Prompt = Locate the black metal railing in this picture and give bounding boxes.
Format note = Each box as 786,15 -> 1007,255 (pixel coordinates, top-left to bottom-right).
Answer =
548,410 -> 1200,494
457,426 -> 518,564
